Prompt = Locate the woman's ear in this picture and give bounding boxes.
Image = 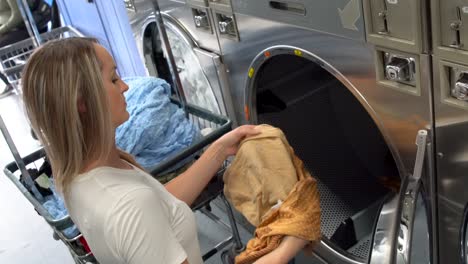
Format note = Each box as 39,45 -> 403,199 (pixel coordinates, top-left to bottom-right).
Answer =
77,98 -> 86,113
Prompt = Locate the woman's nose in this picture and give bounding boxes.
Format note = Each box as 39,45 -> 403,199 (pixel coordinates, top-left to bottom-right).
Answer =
121,81 -> 129,93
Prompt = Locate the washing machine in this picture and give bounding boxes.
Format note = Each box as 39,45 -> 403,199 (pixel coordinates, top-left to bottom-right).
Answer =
124,0 -> 237,121
125,0 -> 438,263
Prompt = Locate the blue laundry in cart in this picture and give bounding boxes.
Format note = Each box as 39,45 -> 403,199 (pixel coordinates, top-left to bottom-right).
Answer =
42,182 -> 80,239
116,77 -> 201,171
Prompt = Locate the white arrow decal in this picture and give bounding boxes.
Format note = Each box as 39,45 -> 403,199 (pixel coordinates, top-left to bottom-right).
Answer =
338,0 -> 361,31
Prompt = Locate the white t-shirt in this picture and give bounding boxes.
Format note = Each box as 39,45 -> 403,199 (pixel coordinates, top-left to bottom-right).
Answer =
66,163 -> 203,264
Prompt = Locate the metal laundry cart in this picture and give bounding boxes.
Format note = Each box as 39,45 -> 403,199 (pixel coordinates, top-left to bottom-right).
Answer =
1,144 -> 98,263
0,26 -> 83,89
0,0 -> 81,90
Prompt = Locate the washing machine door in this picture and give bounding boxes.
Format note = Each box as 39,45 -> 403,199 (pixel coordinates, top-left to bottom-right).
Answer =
161,18 -> 223,115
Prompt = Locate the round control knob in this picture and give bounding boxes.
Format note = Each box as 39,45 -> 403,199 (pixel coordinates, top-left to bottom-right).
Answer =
452,81 -> 468,101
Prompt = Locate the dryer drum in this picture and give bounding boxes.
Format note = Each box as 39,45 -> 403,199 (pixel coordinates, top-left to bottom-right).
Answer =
248,52 -> 400,261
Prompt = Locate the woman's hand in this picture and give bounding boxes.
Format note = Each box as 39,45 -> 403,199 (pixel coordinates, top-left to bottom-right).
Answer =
165,125 -> 259,205
215,125 -> 260,158
254,236 -> 309,264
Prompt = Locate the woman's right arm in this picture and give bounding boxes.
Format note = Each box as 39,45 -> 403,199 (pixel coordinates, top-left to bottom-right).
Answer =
165,125 -> 259,206
254,236 -> 309,264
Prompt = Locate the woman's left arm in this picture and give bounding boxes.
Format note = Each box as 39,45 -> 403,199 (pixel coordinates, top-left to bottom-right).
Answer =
165,125 -> 259,206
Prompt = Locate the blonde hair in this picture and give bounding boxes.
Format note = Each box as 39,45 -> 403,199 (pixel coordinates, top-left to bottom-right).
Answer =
22,37 -> 115,195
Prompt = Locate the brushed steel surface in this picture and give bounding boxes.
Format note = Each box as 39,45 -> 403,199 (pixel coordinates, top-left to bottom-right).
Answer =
164,6 -> 222,53
313,238 -> 365,264
232,0 -> 366,41
408,191 -> 431,264
126,2 -> 432,180
368,193 -> 399,264
126,0 -> 231,116
193,48 -> 239,125
221,12 -> 432,174
432,54 -> 468,264
219,5 -> 433,263
460,204 -> 468,264
151,0 -> 187,109
395,131 -> 430,264
128,0 -> 222,54
125,0 -> 437,262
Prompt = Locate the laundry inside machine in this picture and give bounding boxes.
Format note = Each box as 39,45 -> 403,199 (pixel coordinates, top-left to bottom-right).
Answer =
252,54 -> 400,261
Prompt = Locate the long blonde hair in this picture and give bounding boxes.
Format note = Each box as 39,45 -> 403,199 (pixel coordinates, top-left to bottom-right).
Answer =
22,37 -> 115,195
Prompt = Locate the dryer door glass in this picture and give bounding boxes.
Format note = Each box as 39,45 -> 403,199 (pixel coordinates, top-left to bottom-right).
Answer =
165,23 -> 221,115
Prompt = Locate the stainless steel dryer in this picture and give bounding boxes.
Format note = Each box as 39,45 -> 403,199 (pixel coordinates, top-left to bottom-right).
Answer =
431,1 -> 468,264
124,0 -> 236,120
126,0 -> 438,263
206,0 -> 435,263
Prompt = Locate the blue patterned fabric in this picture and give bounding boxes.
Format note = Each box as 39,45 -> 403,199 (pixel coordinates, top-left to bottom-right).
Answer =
42,182 -> 79,239
116,77 -> 200,170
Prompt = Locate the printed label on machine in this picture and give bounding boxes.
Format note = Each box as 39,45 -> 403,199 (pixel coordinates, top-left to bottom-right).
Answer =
463,6 -> 468,14
387,0 -> 398,4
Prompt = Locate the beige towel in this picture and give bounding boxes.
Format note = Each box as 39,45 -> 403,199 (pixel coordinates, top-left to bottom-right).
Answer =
223,125 -> 321,263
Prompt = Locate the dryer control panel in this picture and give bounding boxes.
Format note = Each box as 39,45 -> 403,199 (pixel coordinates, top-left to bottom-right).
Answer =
188,0 -> 240,41
432,0 -> 468,64
363,0 -> 430,54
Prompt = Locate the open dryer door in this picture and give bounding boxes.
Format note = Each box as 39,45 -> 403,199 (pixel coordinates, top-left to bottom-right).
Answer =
243,46 -> 432,264
311,131 -> 432,264
367,130 -> 431,264
143,13 -> 235,119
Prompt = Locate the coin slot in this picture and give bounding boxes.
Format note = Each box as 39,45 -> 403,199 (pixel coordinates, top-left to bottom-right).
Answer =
269,1 -> 306,16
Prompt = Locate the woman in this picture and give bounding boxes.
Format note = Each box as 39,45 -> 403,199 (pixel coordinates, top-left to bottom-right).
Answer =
22,37 -> 306,264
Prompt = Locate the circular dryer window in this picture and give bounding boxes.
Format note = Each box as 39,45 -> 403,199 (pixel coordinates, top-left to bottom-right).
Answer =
144,20 -> 221,115
244,47 -> 401,262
